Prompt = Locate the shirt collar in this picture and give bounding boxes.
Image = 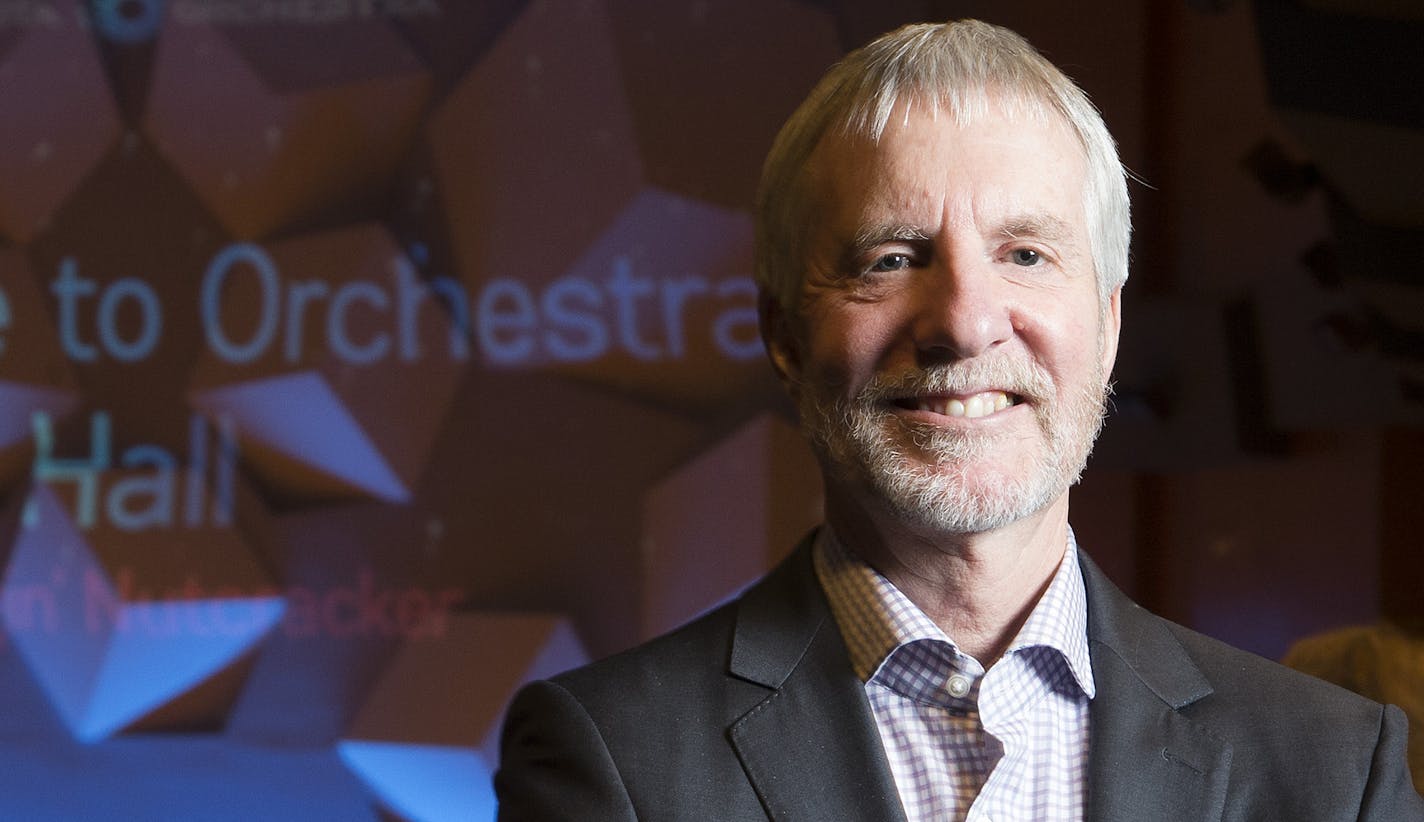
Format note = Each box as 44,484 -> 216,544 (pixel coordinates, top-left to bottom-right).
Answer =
813,525 -> 1095,699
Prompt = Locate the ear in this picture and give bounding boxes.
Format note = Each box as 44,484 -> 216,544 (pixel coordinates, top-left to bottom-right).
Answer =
759,291 -> 802,390
1099,286 -> 1123,380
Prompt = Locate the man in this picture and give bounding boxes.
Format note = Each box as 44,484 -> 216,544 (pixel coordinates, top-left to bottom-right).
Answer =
496,19 -> 1424,821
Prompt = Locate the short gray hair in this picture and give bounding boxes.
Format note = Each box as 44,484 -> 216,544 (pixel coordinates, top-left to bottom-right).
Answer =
754,19 -> 1130,312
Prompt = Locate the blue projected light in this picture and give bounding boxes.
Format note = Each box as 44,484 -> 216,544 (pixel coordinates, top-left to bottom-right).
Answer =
0,735 -> 380,820
79,597 -> 285,741
190,370 -> 411,503
1,489 -> 113,737
337,740 -> 495,822
2,487 -> 286,742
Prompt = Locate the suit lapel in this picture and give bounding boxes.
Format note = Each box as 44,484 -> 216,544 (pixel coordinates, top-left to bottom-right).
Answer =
723,539 -> 1234,821
1080,555 -> 1232,822
726,538 -> 907,822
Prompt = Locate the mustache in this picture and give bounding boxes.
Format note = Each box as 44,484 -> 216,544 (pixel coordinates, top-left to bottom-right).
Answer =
850,357 -> 1054,406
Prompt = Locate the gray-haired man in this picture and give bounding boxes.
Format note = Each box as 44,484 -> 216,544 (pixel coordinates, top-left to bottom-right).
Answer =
496,19 -> 1424,821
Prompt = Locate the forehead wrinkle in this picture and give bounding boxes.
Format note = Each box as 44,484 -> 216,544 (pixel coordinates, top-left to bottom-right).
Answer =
811,107 -> 1091,273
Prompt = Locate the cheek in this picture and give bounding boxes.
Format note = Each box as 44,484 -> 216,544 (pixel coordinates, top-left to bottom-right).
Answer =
1017,301 -> 1106,379
802,306 -> 902,388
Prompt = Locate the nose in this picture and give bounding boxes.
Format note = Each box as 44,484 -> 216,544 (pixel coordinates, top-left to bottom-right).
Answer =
910,253 -> 1013,362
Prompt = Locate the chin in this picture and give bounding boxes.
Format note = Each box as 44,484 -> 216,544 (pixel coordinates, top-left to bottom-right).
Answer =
868,460 -> 1063,534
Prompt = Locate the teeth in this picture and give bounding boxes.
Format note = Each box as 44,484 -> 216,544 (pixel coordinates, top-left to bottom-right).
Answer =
912,391 -> 1013,419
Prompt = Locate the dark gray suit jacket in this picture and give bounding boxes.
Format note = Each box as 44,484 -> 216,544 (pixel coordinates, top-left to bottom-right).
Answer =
496,538 -> 1424,820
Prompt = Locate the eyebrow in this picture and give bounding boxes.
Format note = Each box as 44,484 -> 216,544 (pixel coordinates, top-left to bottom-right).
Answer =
849,223 -> 932,253
851,215 -> 1074,249
836,214 -> 1078,272
995,214 -> 1074,243
836,224 -> 933,273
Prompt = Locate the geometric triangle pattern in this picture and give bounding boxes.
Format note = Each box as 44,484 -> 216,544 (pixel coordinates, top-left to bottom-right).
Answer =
0,0 -> 120,244
337,613 -> 588,821
336,742 -> 493,822
190,370 -> 410,503
641,412 -> 821,639
0,484 -> 284,742
143,8 -> 431,240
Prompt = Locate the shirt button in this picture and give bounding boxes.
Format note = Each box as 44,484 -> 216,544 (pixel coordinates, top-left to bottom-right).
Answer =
946,674 -> 971,697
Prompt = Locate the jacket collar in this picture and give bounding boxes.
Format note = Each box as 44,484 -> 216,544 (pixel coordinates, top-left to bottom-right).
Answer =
723,537 -> 1235,822
1079,552 -> 1232,822
726,534 -> 909,821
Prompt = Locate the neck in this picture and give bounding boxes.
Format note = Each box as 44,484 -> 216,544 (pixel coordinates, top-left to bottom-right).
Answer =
825,489 -> 1071,664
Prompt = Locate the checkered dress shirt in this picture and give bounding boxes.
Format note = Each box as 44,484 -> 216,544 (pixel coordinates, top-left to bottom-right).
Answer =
813,528 -> 1095,821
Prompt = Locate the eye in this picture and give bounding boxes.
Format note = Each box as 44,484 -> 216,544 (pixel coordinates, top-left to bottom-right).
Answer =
868,253 -> 912,273
1010,248 -> 1041,267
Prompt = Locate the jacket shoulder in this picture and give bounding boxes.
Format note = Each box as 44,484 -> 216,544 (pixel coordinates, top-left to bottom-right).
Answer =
1082,557 -> 1423,818
553,592 -> 746,710
550,535 -> 825,711
1163,617 -> 1388,727
496,540 -> 830,821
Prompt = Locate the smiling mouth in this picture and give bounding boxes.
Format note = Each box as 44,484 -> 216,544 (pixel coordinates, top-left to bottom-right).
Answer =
891,391 -> 1017,419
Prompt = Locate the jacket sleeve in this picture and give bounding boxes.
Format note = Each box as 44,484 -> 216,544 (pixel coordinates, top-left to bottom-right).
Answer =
1359,704 -> 1424,821
495,679 -> 639,822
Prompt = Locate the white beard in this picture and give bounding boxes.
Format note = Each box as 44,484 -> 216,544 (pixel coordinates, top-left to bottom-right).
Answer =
799,351 -> 1109,534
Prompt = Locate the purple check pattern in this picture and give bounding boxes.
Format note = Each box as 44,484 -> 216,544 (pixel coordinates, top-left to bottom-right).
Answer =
814,528 -> 1094,821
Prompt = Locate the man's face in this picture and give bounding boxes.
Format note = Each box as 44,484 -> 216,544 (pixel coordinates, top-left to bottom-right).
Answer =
769,101 -> 1122,534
